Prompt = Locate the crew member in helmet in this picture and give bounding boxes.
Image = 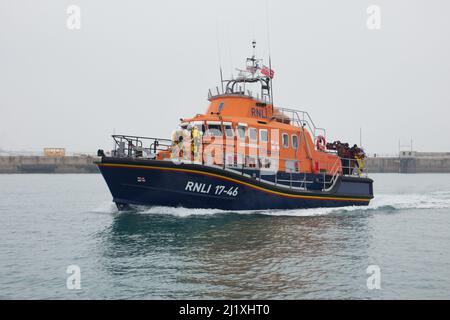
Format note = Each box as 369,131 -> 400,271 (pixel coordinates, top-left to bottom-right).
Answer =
354,145 -> 366,176
191,125 -> 202,162
181,125 -> 192,160
170,125 -> 184,159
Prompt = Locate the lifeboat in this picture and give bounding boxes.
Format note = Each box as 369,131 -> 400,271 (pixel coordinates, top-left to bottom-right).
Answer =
96,43 -> 374,211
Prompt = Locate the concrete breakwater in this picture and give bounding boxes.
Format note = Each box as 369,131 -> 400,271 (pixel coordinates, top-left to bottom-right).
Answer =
1,152 -> 450,174
365,152 -> 450,173
0,156 -> 99,174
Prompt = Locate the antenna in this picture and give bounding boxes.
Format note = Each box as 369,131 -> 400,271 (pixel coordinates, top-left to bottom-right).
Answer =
219,67 -> 224,93
265,0 -> 274,105
269,55 -> 273,105
227,27 -> 233,79
216,18 -> 224,93
248,39 -> 258,76
252,39 -> 256,58
112,127 -> 116,154
360,127 -> 362,147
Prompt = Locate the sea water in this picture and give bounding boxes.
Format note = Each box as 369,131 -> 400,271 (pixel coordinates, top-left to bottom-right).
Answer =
0,173 -> 449,299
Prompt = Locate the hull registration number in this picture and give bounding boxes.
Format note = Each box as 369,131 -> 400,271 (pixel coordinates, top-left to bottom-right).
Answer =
185,181 -> 239,197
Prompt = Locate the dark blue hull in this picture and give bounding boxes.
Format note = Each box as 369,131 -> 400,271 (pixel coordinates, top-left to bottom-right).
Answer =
97,157 -> 373,211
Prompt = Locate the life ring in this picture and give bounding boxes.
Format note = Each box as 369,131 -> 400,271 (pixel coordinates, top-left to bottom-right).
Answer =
316,135 -> 326,151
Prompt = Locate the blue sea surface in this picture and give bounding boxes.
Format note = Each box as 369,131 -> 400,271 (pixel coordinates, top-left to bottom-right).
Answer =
0,173 -> 449,299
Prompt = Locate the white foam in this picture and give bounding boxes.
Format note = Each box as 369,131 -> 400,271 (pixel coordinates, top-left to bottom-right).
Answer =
91,190 -> 450,217
369,191 -> 450,210
90,201 -> 118,214
137,206 -> 227,217
125,203 -> 365,218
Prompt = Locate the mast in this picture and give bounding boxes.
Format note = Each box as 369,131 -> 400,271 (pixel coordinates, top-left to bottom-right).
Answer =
211,41 -> 274,103
220,67 -> 224,93
265,0 -> 273,105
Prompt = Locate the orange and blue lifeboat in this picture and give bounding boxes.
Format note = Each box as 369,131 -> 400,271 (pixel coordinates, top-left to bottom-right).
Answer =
96,48 -> 373,210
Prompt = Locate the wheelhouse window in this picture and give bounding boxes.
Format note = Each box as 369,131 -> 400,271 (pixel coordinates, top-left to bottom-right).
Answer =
224,124 -> 234,138
259,129 -> 268,143
207,124 -> 222,136
249,128 -> 257,141
195,124 -> 206,133
237,125 -> 246,140
218,102 -> 225,113
189,121 -> 205,133
282,133 -> 289,148
292,135 -> 298,149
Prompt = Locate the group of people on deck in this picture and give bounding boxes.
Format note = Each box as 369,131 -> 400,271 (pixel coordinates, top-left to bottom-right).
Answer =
326,141 -> 366,175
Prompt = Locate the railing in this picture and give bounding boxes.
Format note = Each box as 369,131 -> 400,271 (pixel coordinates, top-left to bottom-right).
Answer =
109,135 -> 367,192
200,154 -> 315,191
323,157 -> 342,191
206,82 -> 325,141
111,135 -> 172,158
208,86 -> 271,103
206,92 -> 326,141
273,107 -> 326,140
368,153 -> 399,158
170,139 -> 359,191
342,157 -> 368,176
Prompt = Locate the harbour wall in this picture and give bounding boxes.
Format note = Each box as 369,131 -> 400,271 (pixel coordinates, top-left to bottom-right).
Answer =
1,153 -> 450,174
0,156 -> 99,174
364,157 -> 400,173
365,152 -> 450,173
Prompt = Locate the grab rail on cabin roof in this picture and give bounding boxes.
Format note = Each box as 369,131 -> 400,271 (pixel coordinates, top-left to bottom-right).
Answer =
208,87 -> 271,103
273,107 -> 326,140
207,85 -> 326,141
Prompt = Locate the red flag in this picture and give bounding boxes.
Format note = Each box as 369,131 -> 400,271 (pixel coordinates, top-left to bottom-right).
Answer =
260,65 -> 275,79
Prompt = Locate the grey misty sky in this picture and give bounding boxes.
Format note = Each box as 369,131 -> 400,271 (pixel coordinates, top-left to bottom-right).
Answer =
0,0 -> 449,154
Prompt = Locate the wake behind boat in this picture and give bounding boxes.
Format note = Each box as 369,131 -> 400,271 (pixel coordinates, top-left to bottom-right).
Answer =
96,42 -> 374,211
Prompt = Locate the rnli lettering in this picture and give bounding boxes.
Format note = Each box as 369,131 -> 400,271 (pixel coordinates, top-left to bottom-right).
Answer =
185,181 -> 239,197
185,181 -> 211,194
251,107 -> 267,119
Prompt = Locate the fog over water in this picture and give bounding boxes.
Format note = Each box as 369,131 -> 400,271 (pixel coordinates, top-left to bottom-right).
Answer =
1,0 -> 449,154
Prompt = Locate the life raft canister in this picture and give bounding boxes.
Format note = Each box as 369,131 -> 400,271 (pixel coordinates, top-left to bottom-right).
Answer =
315,135 -> 326,151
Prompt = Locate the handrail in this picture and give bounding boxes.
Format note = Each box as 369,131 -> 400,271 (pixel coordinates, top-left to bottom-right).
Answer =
109,135 -> 367,192
112,134 -> 172,158
323,157 -> 341,191
341,157 -> 367,177
206,89 -> 326,141
273,107 -> 326,140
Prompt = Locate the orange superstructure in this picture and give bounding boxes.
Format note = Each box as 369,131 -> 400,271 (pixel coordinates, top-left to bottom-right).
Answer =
155,41 -> 346,177
177,94 -> 342,176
